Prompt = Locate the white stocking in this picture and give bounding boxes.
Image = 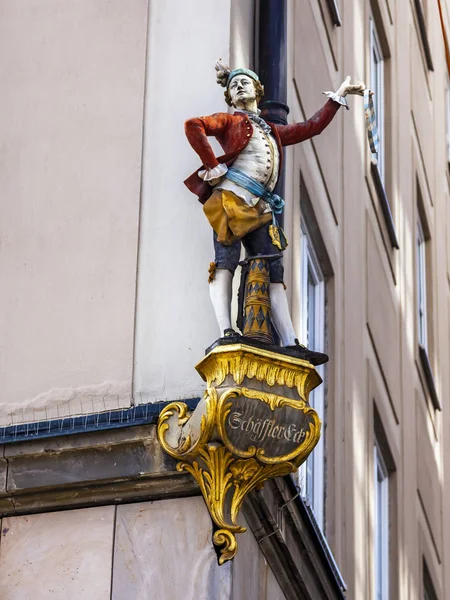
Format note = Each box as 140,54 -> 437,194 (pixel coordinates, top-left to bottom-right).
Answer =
209,268 -> 233,336
270,283 -> 297,346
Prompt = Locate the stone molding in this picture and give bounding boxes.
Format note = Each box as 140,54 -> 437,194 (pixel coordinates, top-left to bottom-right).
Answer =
0,424 -> 197,516
0,422 -> 345,599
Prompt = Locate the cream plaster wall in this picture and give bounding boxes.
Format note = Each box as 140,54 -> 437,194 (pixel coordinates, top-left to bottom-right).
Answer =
112,497 -> 232,600
0,0 -> 148,424
133,0 -> 234,403
0,506 -> 116,599
230,0 -> 255,69
232,519 -> 286,600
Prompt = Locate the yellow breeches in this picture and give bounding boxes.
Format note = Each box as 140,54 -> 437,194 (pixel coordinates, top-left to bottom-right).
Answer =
203,190 -> 272,245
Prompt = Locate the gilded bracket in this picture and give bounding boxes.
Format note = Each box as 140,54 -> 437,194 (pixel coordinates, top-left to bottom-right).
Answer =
157,343 -> 322,564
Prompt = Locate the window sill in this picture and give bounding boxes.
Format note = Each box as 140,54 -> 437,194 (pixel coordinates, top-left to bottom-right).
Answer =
370,161 -> 400,250
414,0 -> 434,71
419,344 -> 441,411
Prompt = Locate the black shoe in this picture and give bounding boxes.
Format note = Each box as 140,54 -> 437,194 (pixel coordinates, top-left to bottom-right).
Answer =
222,328 -> 241,343
205,329 -> 242,355
285,339 -> 329,366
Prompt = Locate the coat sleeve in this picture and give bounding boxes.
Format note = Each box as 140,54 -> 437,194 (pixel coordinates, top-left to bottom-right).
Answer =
184,113 -> 230,170
276,99 -> 341,147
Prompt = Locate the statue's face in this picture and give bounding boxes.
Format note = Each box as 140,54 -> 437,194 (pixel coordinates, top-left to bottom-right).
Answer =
228,75 -> 256,107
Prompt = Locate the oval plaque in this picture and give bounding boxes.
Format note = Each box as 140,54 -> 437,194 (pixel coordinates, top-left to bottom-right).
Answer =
218,389 -> 321,464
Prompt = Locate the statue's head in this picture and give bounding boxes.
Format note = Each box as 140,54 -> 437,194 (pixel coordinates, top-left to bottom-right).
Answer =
215,61 -> 265,108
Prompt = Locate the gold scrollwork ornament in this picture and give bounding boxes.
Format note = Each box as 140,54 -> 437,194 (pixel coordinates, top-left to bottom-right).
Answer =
157,365 -> 322,564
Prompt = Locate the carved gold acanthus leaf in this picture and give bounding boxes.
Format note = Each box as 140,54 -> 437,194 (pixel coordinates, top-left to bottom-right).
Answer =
237,386 -> 307,411
196,344 -> 321,400
178,445 -> 246,532
177,443 -> 296,564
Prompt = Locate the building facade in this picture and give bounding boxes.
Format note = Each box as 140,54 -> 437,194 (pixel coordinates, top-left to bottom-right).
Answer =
0,0 -> 449,598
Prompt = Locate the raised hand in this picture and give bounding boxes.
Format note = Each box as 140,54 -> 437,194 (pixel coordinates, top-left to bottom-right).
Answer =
336,75 -> 366,97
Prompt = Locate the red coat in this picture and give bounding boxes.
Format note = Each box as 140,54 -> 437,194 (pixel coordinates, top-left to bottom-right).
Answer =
184,99 -> 340,204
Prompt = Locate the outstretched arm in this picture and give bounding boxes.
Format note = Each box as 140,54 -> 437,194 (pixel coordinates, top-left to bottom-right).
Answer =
277,100 -> 340,146
184,113 -> 229,170
277,76 -> 366,147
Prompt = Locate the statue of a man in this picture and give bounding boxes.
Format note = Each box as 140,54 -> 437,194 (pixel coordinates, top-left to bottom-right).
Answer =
184,61 -> 364,359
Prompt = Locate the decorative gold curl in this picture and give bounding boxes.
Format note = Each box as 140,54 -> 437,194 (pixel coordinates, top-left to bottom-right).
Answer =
213,529 -> 237,565
157,389 -> 217,459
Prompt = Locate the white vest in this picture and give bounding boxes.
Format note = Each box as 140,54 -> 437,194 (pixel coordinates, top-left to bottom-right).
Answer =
216,122 -> 280,211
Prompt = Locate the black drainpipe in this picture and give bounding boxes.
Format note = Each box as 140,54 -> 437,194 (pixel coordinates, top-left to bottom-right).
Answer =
257,0 -> 289,228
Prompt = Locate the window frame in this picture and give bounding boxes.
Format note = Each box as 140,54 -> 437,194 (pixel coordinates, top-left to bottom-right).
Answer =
297,220 -> 326,531
416,188 -> 441,410
368,12 -> 399,250
417,218 -> 428,350
370,17 -> 385,182
374,443 -> 390,600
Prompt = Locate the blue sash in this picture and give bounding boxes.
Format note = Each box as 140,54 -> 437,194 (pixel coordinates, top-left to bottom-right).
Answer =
225,168 -> 285,214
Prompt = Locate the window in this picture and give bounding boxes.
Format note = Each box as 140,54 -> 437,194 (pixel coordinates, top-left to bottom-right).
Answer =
368,15 -> 399,248
370,17 -> 385,181
374,443 -> 389,600
417,218 -> 428,349
373,412 -> 397,599
416,208 -> 441,409
297,220 -> 326,530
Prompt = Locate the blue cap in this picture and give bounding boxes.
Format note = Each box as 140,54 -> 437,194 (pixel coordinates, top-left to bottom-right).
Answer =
226,68 -> 259,88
